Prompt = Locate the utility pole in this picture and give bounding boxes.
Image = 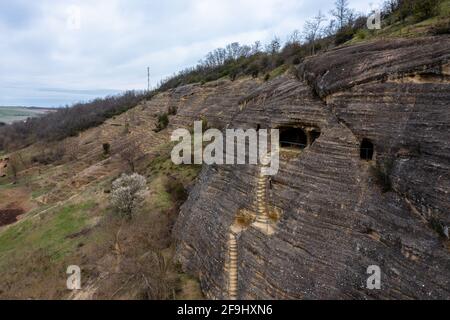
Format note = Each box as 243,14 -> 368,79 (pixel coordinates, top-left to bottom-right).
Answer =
147,67 -> 150,92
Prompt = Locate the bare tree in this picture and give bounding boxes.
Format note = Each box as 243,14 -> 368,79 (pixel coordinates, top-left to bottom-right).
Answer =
287,30 -> 302,45
303,11 -> 327,55
265,37 -> 281,55
383,0 -> 399,14
251,41 -> 262,54
8,153 -> 23,183
119,139 -> 144,173
324,19 -> 338,38
330,0 -> 353,29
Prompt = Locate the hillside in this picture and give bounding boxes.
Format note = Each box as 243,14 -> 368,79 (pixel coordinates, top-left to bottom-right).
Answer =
0,1 -> 449,300
176,36 -> 450,299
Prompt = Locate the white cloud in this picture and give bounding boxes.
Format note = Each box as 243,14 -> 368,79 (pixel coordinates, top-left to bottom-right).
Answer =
0,0 -> 382,107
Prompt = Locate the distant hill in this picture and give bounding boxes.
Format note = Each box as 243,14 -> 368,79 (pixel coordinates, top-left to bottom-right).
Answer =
0,106 -> 53,125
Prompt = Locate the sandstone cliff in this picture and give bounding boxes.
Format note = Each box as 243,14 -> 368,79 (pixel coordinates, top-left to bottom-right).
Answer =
173,36 -> 450,299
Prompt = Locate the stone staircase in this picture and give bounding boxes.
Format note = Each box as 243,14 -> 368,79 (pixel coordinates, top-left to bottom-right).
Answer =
226,153 -> 280,299
255,170 -> 269,224
252,155 -> 275,235
227,232 -> 238,300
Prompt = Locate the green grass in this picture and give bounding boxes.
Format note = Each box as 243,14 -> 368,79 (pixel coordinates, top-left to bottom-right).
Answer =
31,185 -> 54,199
269,64 -> 289,79
0,201 -> 96,268
347,0 -> 450,44
145,144 -> 201,211
439,0 -> 450,16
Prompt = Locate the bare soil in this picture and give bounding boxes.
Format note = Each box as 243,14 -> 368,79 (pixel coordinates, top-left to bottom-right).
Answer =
0,207 -> 24,227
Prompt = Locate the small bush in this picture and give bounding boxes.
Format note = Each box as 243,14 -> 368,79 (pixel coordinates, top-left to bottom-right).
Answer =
356,29 -> 368,40
275,57 -> 285,67
413,0 -> 441,22
235,210 -> 254,227
102,143 -> 111,156
164,176 -> 187,204
371,158 -> 394,193
31,146 -> 65,165
229,69 -> 239,81
335,26 -> 355,45
429,217 -> 448,239
168,106 -> 177,116
110,173 -> 147,219
154,113 -> 169,132
246,63 -> 260,78
264,74 -> 270,82
431,21 -> 450,35
268,207 -> 282,222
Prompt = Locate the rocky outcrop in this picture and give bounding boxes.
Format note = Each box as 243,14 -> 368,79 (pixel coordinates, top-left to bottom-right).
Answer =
164,77 -> 261,129
0,157 -> 8,177
173,36 -> 450,299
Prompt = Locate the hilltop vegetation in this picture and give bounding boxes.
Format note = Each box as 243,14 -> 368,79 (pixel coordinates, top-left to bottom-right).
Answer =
0,0 -> 447,154
0,0 -> 448,299
157,0 -> 449,91
0,91 -> 149,151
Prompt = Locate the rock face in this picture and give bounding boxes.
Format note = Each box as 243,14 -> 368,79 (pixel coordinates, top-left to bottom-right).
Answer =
173,36 -> 450,299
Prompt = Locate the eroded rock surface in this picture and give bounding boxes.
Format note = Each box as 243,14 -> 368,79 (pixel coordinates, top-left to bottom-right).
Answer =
173,36 -> 450,299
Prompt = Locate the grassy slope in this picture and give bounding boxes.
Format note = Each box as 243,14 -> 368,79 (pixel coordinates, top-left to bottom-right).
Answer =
0,104 -> 203,299
0,4 -> 448,298
348,0 -> 450,44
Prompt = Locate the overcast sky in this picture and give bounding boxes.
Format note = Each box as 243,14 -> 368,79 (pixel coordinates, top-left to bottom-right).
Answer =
0,0 -> 382,107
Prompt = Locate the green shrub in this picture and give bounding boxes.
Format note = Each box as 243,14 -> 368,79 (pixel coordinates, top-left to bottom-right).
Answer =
164,176 -> 187,204
102,143 -> 111,156
413,0 -> 441,21
154,113 -> 169,132
246,63 -> 260,78
235,210 -> 254,227
356,29 -> 368,40
431,21 -> 450,35
335,26 -> 355,45
429,217 -> 448,239
229,68 -> 239,81
371,158 -> 394,193
168,106 -> 177,116
275,57 -> 285,67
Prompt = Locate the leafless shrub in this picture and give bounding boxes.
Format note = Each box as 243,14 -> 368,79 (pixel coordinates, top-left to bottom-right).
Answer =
0,91 -> 146,152
119,139 -> 145,172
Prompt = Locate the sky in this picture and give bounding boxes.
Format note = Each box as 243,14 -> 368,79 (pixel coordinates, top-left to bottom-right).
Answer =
0,0 -> 382,107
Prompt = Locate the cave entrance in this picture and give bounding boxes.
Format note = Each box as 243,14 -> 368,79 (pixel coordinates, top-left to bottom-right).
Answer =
309,130 -> 321,145
360,138 -> 374,160
279,127 -> 307,150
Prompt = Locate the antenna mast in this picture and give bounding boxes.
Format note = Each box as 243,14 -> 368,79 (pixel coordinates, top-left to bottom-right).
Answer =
147,67 -> 150,92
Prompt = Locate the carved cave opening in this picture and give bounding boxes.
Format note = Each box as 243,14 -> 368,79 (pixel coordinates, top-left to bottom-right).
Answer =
360,138 -> 374,160
279,127 -> 307,149
309,130 -> 321,145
